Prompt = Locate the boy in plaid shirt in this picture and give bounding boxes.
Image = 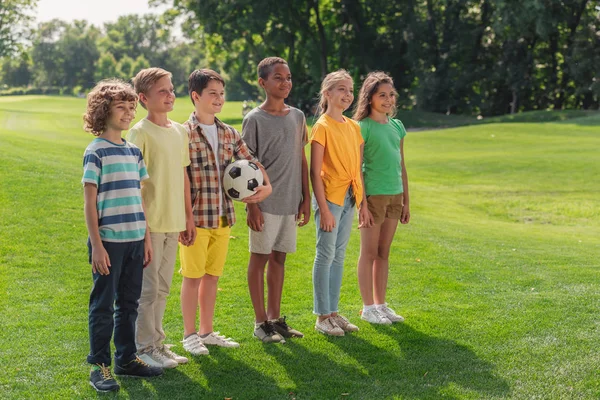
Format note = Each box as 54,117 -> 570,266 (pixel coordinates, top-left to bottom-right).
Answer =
179,69 -> 272,355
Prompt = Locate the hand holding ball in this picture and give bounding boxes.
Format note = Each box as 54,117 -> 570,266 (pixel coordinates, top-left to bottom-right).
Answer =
223,160 -> 264,201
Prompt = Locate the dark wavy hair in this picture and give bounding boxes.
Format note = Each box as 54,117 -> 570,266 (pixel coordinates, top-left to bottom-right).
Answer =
352,71 -> 396,121
83,79 -> 138,136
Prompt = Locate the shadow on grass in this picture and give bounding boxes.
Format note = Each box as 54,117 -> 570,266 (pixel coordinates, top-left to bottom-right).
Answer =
115,349 -> 282,399
266,324 -> 510,399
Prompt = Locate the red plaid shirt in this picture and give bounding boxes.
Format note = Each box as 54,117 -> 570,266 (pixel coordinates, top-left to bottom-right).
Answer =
183,112 -> 261,228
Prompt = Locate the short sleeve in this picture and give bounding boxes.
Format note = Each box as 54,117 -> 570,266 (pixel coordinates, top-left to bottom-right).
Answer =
352,120 -> 364,146
393,119 -> 407,140
300,112 -> 309,146
82,149 -> 101,186
310,123 -> 327,147
126,127 -> 145,157
179,125 -> 191,167
241,114 -> 258,155
138,151 -> 149,181
232,126 -> 263,168
358,119 -> 370,143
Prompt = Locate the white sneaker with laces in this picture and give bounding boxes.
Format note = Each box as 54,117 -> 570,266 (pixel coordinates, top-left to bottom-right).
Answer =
138,348 -> 178,369
200,332 -> 240,348
361,308 -> 392,325
332,314 -> 359,332
315,317 -> 344,336
377,304 -> 405,323
159,345 -> 189,364
182,333 -> 209,355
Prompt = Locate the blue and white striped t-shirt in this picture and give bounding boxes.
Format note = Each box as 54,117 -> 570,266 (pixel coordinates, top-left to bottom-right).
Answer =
82,138 -> 149,242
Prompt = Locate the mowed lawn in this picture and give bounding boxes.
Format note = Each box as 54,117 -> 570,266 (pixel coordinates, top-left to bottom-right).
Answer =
0,96 -> 599,399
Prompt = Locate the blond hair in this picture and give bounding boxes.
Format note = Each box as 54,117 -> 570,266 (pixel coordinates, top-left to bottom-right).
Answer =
316,69 -> 353,117
352,71 -> 397,121
83,79 -> 137,136
132,67 -> 172,109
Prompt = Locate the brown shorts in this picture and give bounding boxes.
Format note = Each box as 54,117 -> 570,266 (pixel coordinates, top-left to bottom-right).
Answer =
366,193 -> 404,225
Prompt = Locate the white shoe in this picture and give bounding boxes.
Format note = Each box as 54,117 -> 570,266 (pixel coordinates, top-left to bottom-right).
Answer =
361,308 -> 392,325
315,317 -> 344,336
159,345 -> 189,364
200,332 -> 240,348
138,349 -> 178,369
182,333 -> 209,355
331,314 -> 359,332
377,304 -> 405,323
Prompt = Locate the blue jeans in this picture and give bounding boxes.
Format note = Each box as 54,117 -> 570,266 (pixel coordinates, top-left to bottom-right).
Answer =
312,190 -> 355,315
87,239 -> 144,366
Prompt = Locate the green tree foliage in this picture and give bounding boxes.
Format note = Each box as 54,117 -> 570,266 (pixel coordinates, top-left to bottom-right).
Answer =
0,0 -> 37,57
160,0 -> 599,113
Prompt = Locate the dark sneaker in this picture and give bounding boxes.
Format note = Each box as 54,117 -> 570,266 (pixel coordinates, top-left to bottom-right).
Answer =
272,316 -> 304,338
89,364 -> 120,392
253,321 -> 285,343
114,356 -> 163,378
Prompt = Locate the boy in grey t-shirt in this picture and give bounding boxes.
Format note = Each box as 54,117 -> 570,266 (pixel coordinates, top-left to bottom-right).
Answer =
242,57 -> 310,343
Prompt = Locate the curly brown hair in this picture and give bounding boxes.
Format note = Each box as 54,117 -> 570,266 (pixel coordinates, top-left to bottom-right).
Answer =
352,71 -> 396,121
83,79 -> 138,136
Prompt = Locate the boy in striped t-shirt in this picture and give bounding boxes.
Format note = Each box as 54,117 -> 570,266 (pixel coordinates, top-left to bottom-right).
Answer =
82,80 -> 162,393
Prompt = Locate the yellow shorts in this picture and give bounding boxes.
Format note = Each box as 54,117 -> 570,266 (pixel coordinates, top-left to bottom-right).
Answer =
179,217 -> 231,278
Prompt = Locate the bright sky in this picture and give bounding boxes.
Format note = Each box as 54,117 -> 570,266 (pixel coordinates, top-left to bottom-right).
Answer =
35,0 -> 170,26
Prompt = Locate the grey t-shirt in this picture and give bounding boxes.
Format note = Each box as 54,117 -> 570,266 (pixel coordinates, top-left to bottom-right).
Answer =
242,107 -> 308,215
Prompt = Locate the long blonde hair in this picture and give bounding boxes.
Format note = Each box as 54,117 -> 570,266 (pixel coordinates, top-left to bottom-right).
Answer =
315,69 -> 353,117
352,71 -> 397,121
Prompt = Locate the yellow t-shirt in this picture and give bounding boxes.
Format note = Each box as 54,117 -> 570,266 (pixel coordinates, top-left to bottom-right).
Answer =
127,118 -> 191,232
310,114 -> 364,207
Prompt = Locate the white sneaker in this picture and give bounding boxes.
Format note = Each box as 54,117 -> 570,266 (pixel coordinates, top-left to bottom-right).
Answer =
182,333 -> 209,355
159,345 -> 189,364
138,349 -> 178,369
361,308 -> 392,325
200,332 -> 240,348
377,304 -> 405,323
315,317 -> 344,336
331,314 -> 359,332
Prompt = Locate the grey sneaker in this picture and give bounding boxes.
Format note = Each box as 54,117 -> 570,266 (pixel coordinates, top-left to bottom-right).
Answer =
331,314 -> 359,332
89,364 -> 120,392
361,308 -> 392,325
200,332 -> 240,348
182,333 -> 209,355
377,304 -> 405,323
158,345 -> 189,364
315,317 -> 344,336
272,316 -> 304,338
254,321 -> 285,343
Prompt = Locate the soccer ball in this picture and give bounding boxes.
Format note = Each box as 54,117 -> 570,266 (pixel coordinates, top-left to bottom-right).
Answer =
223,159 -> 264,201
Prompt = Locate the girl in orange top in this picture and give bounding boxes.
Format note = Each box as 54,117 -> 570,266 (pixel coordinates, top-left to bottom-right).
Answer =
310,70 -> 373,336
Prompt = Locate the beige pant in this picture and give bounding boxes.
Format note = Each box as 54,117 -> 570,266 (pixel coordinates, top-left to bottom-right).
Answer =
135,232 -> 179,353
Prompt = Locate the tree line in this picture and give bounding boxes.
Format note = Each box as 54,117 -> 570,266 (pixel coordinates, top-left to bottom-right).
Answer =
1,0 -> 599,115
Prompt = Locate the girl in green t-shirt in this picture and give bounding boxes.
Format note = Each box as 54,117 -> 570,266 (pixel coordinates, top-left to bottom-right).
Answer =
352,71 -> 410,325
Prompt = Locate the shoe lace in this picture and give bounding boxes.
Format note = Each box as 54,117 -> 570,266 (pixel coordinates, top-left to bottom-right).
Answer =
276,316 -> 289,329
133,356 -> 150,367
97,363 -> 113,380
262,321 -> 276,335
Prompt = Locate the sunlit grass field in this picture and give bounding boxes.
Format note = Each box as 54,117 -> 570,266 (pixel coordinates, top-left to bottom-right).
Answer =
0,96 -> 599,399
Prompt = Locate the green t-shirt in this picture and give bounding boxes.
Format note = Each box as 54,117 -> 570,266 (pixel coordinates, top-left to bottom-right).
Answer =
359,117 -> 407,195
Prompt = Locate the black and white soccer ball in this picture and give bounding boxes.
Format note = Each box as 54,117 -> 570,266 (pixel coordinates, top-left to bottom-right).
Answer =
223,159 -> 264,201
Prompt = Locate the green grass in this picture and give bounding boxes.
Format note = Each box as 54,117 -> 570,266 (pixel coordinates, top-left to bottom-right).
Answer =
1,96 -> 599,399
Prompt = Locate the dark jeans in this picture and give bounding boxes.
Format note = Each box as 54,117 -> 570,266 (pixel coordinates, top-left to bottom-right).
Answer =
87,239 -> 144,366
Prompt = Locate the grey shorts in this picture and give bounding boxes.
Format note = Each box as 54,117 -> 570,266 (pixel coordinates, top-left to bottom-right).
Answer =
249,212 -> 297,254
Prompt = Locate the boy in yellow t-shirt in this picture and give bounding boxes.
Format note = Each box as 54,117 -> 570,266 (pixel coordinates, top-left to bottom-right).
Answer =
127,68 -> 196,368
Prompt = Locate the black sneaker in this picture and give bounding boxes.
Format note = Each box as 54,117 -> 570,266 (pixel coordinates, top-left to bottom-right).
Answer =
89,364 -> 120,392
272,316 -> 304,338
114,356 -> 163,378
253,320 -> 285,343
